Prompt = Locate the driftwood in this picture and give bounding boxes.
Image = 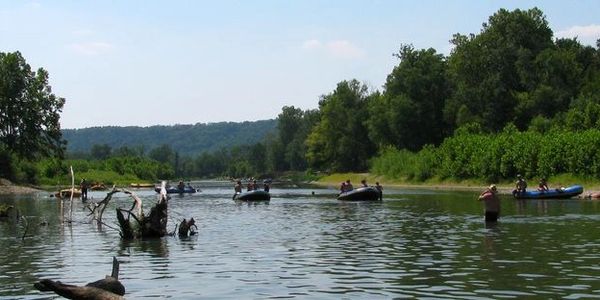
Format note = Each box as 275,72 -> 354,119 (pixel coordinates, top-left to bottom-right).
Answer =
35,257 -> 125,300
94,182 -> 169,240
88,182 -> 195,240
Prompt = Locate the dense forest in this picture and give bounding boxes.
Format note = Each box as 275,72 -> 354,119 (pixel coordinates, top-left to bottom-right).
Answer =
62,120 -> 276,156
2,7 -> 600,186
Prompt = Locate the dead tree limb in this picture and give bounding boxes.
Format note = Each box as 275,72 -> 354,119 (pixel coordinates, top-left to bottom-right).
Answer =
35,257 -> 125,300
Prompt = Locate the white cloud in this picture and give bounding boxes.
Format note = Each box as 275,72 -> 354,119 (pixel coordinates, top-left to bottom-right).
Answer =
556,24 -> 600,45
302,39 -> 365,59
302,39 -> 322,50
326,40 -> 365,59
69,42 -> 114,56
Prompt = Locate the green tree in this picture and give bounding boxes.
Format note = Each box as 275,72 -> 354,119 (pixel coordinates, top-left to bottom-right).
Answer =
148,144 -> 175,164
306,80 -> 376,172
273,106 -> 320,171
445,7 -> 554,132
90,144 -> 112,160
368,45 -> 450,150
0,51 -> 65,160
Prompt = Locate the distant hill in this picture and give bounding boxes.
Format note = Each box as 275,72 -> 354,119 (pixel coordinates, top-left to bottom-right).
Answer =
62,120 -> 277,156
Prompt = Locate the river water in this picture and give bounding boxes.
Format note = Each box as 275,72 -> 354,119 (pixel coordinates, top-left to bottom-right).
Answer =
1,182 -> 600,299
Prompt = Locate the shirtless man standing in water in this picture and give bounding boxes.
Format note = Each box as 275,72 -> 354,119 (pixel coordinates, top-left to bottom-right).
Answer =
478,184 -> 500,222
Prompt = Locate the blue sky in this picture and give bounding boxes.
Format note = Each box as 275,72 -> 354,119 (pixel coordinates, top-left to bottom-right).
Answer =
2,1 -> 599,129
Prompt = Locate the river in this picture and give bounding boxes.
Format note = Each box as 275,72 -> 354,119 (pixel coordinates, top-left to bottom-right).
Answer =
1,181 -> 600,299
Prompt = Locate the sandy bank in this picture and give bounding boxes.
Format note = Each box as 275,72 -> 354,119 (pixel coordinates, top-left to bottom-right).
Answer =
0,179 -> 43,195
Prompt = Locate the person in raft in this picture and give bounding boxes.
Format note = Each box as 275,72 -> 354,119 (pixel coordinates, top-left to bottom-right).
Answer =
339,182 -> 347,194
360,179 -> 368,187
513,174 -> 527,196
538,178 -> 549,192
479,184 -> 500,222
345,179 -> 354,191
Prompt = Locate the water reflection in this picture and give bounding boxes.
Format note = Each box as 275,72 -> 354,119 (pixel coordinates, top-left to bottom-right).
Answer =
1,185 -> 600,298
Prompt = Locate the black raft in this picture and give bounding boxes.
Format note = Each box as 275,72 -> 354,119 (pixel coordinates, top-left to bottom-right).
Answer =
337,187 -> 381,201
234,190 -> 271,201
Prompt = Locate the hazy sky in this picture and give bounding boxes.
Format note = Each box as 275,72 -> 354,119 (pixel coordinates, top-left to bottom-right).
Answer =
2,1 -> 599,129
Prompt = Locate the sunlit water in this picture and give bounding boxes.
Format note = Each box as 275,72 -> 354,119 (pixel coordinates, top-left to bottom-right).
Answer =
2,181 -> 600,299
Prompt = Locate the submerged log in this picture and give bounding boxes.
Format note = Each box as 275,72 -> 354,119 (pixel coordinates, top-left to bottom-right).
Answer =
35,257 -> 125,299
34,280 -> 123,300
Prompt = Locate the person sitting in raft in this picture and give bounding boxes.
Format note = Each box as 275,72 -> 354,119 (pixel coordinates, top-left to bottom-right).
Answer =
360,179 -> 368,187
375,182 -> 383,201
538,178 -> 549,192
513,174 -> 527,196
177,180 -> 185,190
345,179 -> 353,191
479,184 -> 500,222
339,182 -> 347,194
247,180 -> 254,192
263,181 -> 270,192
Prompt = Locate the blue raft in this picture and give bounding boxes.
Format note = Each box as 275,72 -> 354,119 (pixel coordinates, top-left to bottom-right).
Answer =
513,185 -> 583,199
337,187 -> 381,201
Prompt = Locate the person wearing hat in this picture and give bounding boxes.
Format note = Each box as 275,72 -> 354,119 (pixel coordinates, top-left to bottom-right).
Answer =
479,184 -> 500,222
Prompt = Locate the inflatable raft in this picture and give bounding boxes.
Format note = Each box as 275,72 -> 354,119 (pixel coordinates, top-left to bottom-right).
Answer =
337,187 -> 381,201
513,185 -> 583,199
233,190 -> 271,201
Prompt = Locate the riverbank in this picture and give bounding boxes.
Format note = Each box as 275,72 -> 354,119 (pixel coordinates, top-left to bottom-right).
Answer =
0,179 -> 43,195
313,173 -> 600,197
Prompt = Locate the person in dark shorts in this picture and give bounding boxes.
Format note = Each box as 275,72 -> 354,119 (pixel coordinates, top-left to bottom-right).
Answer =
80,178 -> 88,200
479,184 -> 500,222
375,182 -> 383,201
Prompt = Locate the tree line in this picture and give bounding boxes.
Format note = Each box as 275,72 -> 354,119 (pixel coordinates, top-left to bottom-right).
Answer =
2,7 -> 600,184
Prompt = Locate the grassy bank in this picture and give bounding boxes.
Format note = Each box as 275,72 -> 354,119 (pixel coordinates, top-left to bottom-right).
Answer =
314,173 -> 600,194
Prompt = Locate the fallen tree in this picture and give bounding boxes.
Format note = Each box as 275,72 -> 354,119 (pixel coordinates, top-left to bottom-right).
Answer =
88,181 -> 196,239
35,257 -> 125,300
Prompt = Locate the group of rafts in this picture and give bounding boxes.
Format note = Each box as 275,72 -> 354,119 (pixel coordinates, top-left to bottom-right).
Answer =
56,180 -> 589,201
154,180 -> 384,202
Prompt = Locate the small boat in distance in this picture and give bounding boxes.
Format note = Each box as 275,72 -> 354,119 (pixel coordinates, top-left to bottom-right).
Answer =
233,190 -> 271,201
513,185 -> 583,199
337,187 -> 381,201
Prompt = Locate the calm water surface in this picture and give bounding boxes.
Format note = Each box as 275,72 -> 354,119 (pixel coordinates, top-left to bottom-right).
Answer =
1,182 -> 600,299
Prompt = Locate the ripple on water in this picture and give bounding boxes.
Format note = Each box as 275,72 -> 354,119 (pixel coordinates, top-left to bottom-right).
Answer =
3,188 -> 600,298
